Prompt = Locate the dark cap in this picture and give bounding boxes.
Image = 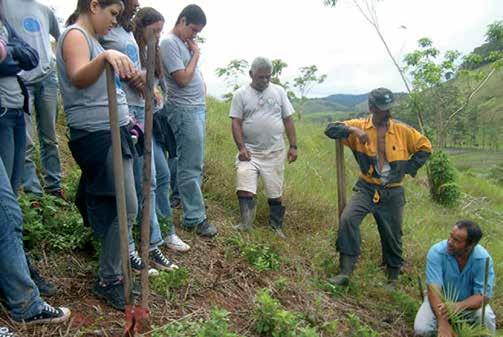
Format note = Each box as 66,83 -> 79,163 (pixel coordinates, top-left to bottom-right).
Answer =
368,87 -> 395,111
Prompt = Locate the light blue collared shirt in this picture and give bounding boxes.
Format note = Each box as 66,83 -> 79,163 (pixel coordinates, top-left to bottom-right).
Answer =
425,240 -> 494,301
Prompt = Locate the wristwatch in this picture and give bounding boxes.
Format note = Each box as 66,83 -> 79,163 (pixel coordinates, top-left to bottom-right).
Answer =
289,144 -> 298,149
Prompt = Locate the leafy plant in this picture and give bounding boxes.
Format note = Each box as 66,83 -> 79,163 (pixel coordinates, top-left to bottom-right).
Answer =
489,162 -> 503,186
428,150 -> 461,207
226,235 -> 281,271
153,307 -> 243,337
346,313 -> 379,337
151,267 -> 189,298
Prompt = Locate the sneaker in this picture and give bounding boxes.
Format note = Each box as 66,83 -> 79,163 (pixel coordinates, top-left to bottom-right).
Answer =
48,189 -> 68,202
195,219 -> 218,238
149,248 -> 178,271
166,234 -> 191,252
28,261 -> 57,297
0,326 -> 16,337
129,251 -> 159,277
170,198 -> 181,209
92,279 -> 126,311
23,303 -> 71,324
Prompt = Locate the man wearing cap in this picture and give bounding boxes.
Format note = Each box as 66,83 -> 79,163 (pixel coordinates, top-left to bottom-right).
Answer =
324,87 -> 432,287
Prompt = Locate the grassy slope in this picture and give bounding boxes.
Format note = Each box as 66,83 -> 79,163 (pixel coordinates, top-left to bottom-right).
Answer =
6,97 -> 501,336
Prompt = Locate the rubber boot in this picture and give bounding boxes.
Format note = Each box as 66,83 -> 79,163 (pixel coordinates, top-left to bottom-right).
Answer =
268,200 -> 286,238
234,196 -> 257,231
384,267 -> 400,291
328,254 -> 357,286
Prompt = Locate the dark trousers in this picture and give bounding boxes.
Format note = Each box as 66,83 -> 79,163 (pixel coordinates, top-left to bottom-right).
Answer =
336,179 -> 406,269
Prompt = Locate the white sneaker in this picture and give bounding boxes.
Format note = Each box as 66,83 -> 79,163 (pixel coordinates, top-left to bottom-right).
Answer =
166,233 -> 191,252
148,268 -> 160,277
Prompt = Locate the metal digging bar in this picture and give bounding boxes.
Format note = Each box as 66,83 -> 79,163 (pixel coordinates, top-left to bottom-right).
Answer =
105,64 -> 135,336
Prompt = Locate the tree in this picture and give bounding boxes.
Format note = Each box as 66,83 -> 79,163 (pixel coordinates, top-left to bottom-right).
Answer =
215,59 -> 249,101
292,65 -> 327,117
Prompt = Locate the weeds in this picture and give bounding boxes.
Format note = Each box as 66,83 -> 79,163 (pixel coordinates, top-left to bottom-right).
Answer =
346,313 -> 380,337
226,234 -> 281,271
150,267 -> 189,299
152,307 -> 243,337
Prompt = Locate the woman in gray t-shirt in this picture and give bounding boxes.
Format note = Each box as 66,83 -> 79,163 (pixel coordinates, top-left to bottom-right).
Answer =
57,0 -> 136,311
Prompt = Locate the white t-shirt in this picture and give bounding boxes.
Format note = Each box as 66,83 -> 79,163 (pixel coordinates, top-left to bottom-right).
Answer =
230,83 -> 295,153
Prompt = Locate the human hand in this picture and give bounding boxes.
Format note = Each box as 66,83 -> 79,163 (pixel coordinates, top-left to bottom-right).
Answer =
104,49 -> 134,79
154,87 -> 163,106
351,127 -> 370,145
186,39 -> 200,55
238,147 -> 251,161
288,147 -> 297,163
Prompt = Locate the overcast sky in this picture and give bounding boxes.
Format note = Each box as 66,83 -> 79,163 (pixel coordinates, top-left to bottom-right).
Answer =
42,0 -> 503,98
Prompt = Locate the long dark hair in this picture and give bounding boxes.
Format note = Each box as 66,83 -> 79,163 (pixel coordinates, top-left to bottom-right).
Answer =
133,7 -> 164,79
66,0 -> 124,26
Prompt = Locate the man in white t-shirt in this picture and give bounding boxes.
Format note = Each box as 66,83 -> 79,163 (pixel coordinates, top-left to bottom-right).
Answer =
229,57 -> 298,238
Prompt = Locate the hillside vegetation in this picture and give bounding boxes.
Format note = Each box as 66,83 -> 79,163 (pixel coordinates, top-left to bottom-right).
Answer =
5,97 -> 501,337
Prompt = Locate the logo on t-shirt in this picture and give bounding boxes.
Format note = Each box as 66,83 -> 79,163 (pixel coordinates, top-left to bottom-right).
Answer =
126,43 -> 139,65
23,17 -> 42,34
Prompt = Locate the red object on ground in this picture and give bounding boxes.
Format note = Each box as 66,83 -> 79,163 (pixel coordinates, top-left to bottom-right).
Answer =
124,305 -> 151,336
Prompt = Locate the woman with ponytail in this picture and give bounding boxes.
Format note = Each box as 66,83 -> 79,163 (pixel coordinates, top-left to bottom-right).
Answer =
101,3 -> 182,277
57,0 -> 138,311
133,7 -> 191,253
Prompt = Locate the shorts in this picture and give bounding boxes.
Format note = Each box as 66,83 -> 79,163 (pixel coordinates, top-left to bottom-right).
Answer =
235,149 -> 286,199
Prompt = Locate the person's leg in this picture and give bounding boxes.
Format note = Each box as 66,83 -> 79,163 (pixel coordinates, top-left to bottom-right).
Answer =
153,139 -> 173,223
34,71 -> 62,193
414,298 -> 437,336
373,187 -> 405,282
168,104 -> 216,236
235,153 -> 259,230
0,109 -> 17,187
22,85 -> 44,197
11,109 -> 27,193
261,150 -> 286,237
470,305 -> 497,333
168,156 -> 180,206
330,184 -> 374,285
0,154 -> 45,321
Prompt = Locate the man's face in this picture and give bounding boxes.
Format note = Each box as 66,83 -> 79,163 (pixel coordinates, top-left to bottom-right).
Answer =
447,226 -> 472,257
180,18 -> 204,41
250,68 -> 271,92
124,0 -> 140,21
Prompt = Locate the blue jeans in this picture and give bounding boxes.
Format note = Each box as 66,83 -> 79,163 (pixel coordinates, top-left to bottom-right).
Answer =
168,157 -> 180,202
0,155 -> 45,321
0,108 -> 26,193
128,106 -> 164,251
153,138 -> 176,235
23,70 -> 62,195
163,103 -> 207,226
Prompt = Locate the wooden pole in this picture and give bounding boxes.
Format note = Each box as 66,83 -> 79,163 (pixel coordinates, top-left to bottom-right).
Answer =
139,33 -> 157,309
105,64 -> 134,306
481,257 -> 490,326
335,140 -> 346,220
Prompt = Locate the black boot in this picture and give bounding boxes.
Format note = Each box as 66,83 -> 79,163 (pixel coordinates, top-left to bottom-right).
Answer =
26,255 -> 57,297
234,196 -> 257,231
268,199 -> 286,238
328,254 -> 357,286
384,267 -> 400,291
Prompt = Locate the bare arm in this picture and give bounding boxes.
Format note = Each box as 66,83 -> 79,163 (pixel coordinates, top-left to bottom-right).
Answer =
231,117 -> 251,161
62,29 -> 134,89
455,294 -> 485,312
427,285 -> 456,337
171,39 -> 200,88
283,116 -> 298,163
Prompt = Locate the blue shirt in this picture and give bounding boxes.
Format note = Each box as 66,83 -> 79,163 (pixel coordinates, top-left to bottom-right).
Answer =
426,240 -> 495,301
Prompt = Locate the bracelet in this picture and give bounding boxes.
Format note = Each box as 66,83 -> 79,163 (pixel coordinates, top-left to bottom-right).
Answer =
289,144 -> 298,149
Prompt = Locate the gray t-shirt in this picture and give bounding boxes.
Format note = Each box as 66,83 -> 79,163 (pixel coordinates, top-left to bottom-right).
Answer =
230,83 -> 295,153
160,32 -> 205,106
56,25 -> 129,132
2,0 -> 60,84
0,22 -> 24,109
101,26 -> 144,107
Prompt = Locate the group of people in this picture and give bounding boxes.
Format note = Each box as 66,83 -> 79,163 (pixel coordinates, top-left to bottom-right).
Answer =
0,0 -> 496,336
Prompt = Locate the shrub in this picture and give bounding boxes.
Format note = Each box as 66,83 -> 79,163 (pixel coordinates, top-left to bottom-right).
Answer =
151,267 -> 189,298
428,150 -> 461,207
489,162 -> 503,186
226,235 -> 281,271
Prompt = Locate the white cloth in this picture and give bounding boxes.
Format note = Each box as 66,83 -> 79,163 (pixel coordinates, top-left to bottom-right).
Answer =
235,149 -> 286,199
230,83 -> 294,153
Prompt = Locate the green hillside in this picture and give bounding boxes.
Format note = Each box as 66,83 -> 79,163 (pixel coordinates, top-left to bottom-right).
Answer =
10,97 -> 502,336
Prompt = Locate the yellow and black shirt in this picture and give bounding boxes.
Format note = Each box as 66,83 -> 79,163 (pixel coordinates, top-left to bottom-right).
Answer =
325,117 -> 432,187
